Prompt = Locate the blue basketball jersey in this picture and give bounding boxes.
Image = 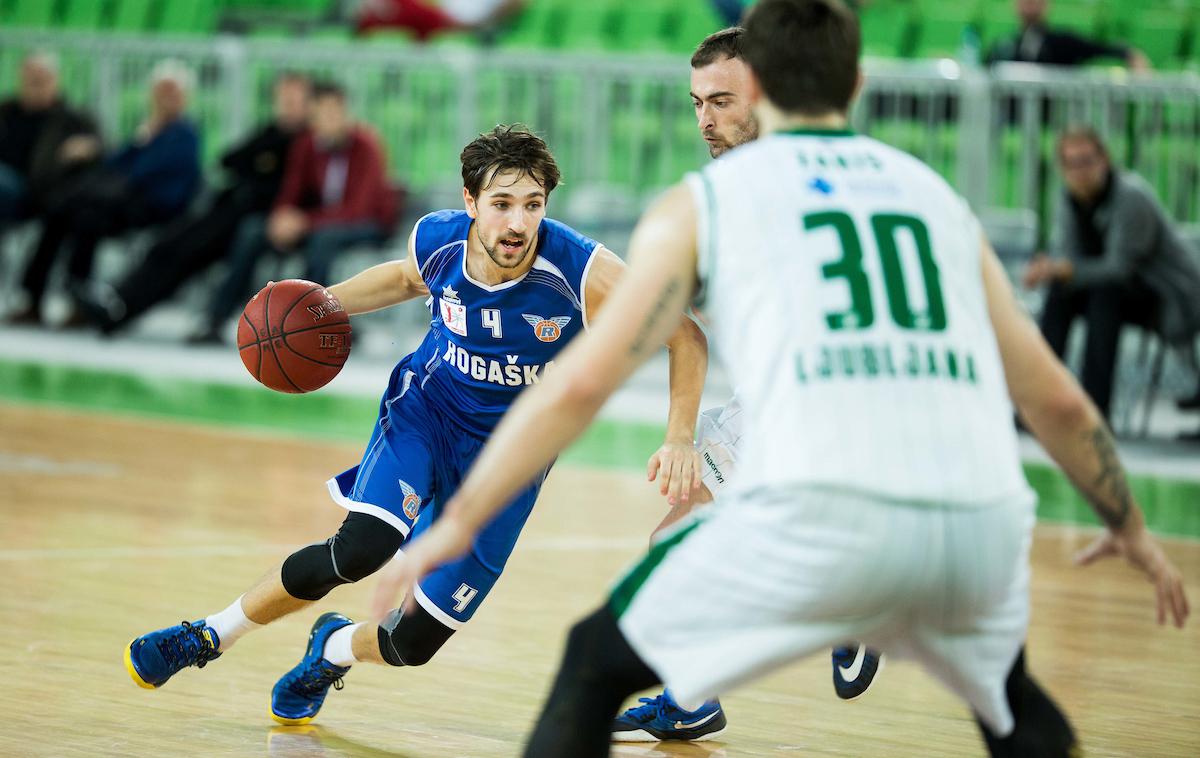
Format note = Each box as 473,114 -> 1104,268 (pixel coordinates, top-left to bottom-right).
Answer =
407,209 -> 601,437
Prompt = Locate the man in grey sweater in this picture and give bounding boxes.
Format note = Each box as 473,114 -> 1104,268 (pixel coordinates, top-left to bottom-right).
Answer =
1023,126 -> 1200,422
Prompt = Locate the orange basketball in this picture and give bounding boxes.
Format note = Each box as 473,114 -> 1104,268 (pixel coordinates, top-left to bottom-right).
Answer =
237,279 -> 352,393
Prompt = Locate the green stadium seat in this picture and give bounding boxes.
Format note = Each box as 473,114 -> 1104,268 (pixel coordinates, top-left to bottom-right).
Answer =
859,0 -> 917,58
914,2 -> 984,60
980,3 -> 1019,55
6,0 -> 56,28
1115,10 -> 1189,68
612,0 -> 674,54
670,2 -> 726,54
989,128 -> 1024,210
558,0 -> 617,52
1050,0 -> 1104,37
428,30 -> 480,49
111,0 -> 157,33
496,1 -> 559,50
158,0 -> 219,35
248,25 -> 295,39
310,25 -> 353,41
61,0 -> 109,30
360,28 -> 416,45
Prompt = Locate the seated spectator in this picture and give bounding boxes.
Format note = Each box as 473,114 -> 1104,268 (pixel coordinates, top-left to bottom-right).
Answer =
355,0 -> 524,40
192,81 -> 396,344
987,0 -> 1150,70
77,73 -> 312,335
9,59 -> 201,326
0,51 -> 101,228
1023,126 -> 1200,422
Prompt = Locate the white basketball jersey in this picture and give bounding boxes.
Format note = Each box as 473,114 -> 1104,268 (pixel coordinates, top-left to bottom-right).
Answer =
686,129 -> 1031,507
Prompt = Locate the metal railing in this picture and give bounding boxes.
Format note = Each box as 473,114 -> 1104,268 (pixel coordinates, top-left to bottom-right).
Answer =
2,30 -> 1199,229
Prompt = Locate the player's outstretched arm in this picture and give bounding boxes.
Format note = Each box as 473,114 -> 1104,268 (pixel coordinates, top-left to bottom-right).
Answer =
327,224 -> 429,315
981,236 -> 1189,628
654,317 -> 708,505
585,248 -> 709,506
380,184 -> 701,603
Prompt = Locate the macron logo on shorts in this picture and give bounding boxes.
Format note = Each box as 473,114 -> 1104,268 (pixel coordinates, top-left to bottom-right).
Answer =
703,451 -> 725,485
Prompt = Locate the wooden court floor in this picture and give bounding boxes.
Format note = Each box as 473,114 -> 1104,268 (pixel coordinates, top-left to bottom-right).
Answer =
1,402 -> 1197,757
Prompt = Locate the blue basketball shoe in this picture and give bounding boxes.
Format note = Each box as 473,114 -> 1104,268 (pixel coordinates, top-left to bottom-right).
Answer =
270,612 -> 354,725
611,690 -> 727,742
832,644 -> 883,700
125,619 -> 222,689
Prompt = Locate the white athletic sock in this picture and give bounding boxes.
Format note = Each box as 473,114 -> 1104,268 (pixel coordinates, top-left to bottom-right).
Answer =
323,623 -> 362,668
204,595 -> 262,652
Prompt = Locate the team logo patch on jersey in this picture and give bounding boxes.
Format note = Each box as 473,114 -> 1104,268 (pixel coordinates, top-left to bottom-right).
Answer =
398,479 -> 422,520
440,285 -> 468,337
522,314 -> 571,342
809,176 -> 835,195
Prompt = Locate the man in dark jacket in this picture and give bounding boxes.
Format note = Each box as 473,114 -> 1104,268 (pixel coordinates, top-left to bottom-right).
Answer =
1023,127 -> 1200,421
10,59 -> 202,326
0,51 -> 101,226
78,73 -> 312,334
194,80 -> 397,343
987,0 -> 1149,69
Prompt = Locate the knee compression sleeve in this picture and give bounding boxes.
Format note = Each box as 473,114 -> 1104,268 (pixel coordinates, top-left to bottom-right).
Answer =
977,649 -> 1077,758
376,604 -> 456,666
281,511 -> 404,601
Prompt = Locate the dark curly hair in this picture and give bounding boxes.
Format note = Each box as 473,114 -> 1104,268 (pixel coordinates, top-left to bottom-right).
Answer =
460,124 -> 561,199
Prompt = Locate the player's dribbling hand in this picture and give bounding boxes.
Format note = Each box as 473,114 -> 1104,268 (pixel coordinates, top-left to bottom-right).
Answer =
370,515 -> 474,620
647,442 -> 704,506
1075,522 -> 1190,628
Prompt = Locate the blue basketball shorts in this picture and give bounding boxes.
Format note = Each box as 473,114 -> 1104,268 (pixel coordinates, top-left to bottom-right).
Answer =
326,361 -> 547,629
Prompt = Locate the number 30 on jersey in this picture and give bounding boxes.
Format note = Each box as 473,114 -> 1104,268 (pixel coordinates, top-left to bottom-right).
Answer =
806,211 -> 947,333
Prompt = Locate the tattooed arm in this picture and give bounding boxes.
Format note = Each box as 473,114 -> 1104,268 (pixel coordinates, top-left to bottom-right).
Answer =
981,235 -> 1189,627
373,185 -> 701,598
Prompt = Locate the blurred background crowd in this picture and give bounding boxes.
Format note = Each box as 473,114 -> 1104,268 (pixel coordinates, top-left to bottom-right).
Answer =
1,0 -> 1199,441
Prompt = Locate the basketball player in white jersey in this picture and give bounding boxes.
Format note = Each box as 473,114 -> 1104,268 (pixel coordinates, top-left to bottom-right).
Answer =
374,1 -> 1189,755
609,27 -> 879,742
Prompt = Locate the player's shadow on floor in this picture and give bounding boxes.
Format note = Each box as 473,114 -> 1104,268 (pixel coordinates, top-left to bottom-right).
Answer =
266,725 -> 418,758
266,725 -> 730,757
612,743 -> 728,757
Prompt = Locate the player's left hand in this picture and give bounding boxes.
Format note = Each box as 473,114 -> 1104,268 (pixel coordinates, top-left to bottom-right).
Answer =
1075,525 -> 1190,628
647,441 -> 703,506
370,515 -> 474,620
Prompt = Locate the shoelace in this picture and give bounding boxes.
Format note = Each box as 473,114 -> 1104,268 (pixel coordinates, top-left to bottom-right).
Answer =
626,695 -> 669,723
157,621 -> 220,670
292,660 -> 346,696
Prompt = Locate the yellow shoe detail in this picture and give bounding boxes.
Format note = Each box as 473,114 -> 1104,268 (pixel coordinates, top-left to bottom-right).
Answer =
270,708 -> 314,726
124,639 -> 157,690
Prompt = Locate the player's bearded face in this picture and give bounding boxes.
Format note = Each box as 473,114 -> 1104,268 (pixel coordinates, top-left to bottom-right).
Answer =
704,113 -> 759,158
470,170 -> 547,269
691,57 -> 760,158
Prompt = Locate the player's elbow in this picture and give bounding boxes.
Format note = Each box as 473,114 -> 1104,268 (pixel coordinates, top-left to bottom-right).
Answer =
1019,380 -> 1092,433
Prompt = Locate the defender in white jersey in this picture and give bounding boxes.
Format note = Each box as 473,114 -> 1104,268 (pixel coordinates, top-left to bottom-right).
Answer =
384,2 -> 1189,756
611,28 -> 878,743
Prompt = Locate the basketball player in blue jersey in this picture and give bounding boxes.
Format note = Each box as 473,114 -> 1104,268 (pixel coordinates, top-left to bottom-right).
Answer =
123,125 -> 709,726
607,27 -> 881,742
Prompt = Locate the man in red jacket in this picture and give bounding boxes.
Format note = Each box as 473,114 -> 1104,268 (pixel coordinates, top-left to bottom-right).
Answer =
194,81 -> 396,344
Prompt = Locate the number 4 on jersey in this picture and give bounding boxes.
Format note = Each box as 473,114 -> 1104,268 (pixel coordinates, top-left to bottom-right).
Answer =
452,583 -> 478,612
482,309 -> 502,339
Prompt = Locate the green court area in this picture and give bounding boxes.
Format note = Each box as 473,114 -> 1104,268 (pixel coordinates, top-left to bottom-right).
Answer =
2,359 -> 1197,539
